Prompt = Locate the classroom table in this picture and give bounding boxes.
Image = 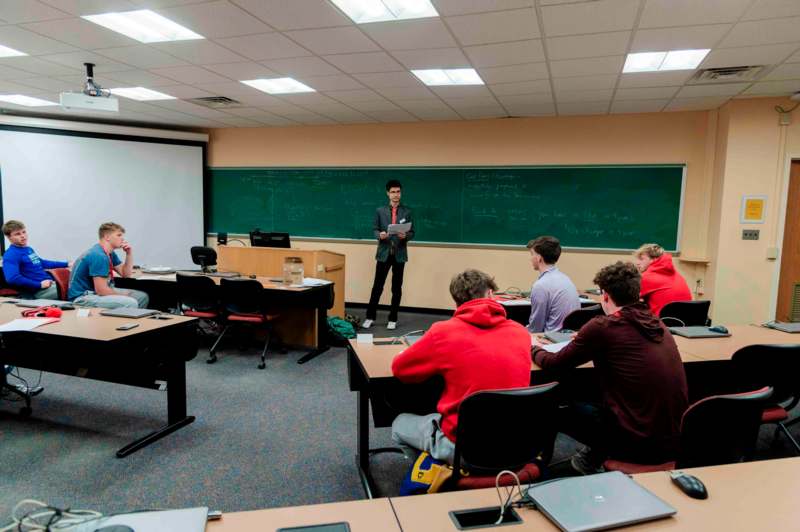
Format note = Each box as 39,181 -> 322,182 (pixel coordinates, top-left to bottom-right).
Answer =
390,456 -> 800,531
0,298 -> 198,457
207,498 -> 400,532
673,324 -> 800,361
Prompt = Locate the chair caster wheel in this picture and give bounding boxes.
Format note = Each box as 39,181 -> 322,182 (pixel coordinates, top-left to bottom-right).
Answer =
20,406 -> 32,417
258,362 -> 266,370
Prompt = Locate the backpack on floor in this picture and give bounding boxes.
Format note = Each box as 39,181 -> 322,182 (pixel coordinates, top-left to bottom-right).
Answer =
399,451 -> 453,495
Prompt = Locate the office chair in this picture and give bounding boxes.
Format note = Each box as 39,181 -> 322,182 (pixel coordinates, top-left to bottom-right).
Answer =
0,267 -> 19,297
604,386 -> 773,474
659,300 -> 711,327
732,344 -> 800,454
190,246 -> 218,273
561,305 -> 604,331
448,382 -> 559,490
176,273 -> 224,362
216,278 -> 280,369
46,268 -> 71,300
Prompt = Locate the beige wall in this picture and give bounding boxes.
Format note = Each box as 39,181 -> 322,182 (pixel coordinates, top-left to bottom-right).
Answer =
208,113 -> 712,311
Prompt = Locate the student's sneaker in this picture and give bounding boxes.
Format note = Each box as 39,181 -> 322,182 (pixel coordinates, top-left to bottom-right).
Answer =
361,319 -> 373,329
387,321 -> 397,330
570,446 -> 605,475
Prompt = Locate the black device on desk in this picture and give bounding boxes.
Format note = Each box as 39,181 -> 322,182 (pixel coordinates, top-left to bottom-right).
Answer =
277,524 -> 350,532
217,232 -> 227,245
250,229 -> 291,248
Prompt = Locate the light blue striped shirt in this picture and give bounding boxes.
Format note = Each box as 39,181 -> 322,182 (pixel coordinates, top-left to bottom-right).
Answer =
528,266 -> 581,333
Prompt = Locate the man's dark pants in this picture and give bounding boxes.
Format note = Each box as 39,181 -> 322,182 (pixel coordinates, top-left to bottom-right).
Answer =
366,255 -> 405,322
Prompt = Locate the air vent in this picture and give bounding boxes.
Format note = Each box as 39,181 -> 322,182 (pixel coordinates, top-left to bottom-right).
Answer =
689,66 -> 765,84
187,96 -> 242,109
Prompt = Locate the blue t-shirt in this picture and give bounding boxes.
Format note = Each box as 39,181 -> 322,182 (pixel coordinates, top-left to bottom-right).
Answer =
68,244 -> 122,300
1,245 -> 68,292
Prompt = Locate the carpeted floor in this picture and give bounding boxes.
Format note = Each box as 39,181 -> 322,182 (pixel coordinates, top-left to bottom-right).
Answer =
1,307 -> 798,518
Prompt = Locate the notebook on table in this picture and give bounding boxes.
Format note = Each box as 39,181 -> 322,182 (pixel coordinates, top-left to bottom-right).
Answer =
763,321 -> 800,333
669,326 -> 731,338
99,308 -> 159,319
525,471 -> 676,532
15,299 -> 73,309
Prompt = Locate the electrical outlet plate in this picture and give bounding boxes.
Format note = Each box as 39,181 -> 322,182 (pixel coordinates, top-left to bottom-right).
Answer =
742,229 -> 760,240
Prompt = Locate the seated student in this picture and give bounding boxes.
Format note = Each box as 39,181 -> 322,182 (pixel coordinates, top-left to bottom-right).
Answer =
527,236 -> 580,332
68,222 -> 149,309
390,269 -> 532,464
2,220 -> 69,300
532,261 -> 688,474
634,243 -> 692,317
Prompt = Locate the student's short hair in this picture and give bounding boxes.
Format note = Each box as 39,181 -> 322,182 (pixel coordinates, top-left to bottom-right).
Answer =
98,222 -> 125,239
385,179 -> 402,191
449,269 -> 498,307
2,220 -> 25,237
593,261 -> 641,306
635,243 -> 664,259
526,235 -> 562,264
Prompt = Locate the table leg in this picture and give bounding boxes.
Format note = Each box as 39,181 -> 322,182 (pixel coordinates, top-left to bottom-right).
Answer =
356,388 -> 378,498
297,307 -> 331,364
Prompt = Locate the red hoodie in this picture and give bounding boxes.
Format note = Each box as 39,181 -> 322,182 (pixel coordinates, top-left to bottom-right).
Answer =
640,254 -> 692,317
391,298 -> 532,442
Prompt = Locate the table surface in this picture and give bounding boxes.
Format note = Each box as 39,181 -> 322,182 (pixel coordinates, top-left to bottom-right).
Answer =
131,271 -> 316,292
0,297 -> 195,341
672,324 -> 799,361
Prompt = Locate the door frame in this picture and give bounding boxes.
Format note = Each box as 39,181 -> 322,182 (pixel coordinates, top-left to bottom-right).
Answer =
770,154 -> 800,321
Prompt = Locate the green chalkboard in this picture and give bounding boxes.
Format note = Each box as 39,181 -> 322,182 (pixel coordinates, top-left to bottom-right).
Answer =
208,165 -> 685,250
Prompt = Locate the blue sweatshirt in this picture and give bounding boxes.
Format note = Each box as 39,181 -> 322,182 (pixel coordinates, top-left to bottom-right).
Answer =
2,245 -> 68,292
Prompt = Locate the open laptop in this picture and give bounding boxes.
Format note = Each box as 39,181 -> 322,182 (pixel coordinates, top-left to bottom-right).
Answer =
669,326 -> 731,338
15,299 -> 74,309
67,507 -> 208,532
99,307 -> 160,318
525,471 -> 676,532
764,321 -> 800,333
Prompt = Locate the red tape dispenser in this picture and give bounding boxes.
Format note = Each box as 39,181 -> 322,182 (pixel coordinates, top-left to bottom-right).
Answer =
21,306 -> 63,318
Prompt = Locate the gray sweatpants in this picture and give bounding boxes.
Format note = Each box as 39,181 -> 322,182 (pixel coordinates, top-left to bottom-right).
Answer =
391,412 -> 456,465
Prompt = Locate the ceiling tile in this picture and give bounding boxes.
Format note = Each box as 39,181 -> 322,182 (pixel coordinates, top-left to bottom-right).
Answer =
0,1 -> 69,23
353,71 -> 425,89
789,49 -> 800,62
106,69 -> 180,87
152,84 -> 214,98
433,86 -> 494,99
719,17 -> 800,47
456,106 -> 507,119
391,48 -> 470,69
215,33 -> 312,61
150,65 -> 231,84
315,109 -> 374,123
94,45 -> 187,69
464,40 -> 545,67
152,41 -> 246,64
0,56 -> 80,76
396,98 -> 453,111
446,8 -> 539,46
664,96 -> 730,111
618,71 -> 694,88
503,101 -> 555,116
40,51 -> 133,72
631,24 -> 731,52
639,0 -> 750,28
148,99 -> 233,118
298,74 -> 363,91
21,18 -> 138,49
230,0 -> 351,30
547,31 -> 630,61
216,116 -> 264,127
610,99 -> 668,113
405,107 -> 461,121
541,0 -> 639,37
54,74 -> 121,87
38,0 -> 137,15
555,89 -> 614,103
225,89 -> 286,106
478,62 -> 549,83
489,79 -> 551,95
346,99 -> 402,112
676,83 -> 750,98
202,62 -> 277,80
13,76 -> 75,91
557,101 -> 609,115
159,1 -> 273,38
549,56 -> 624,78
553,74 -> 617,91
189,81 -> 262,96
742,0 -> 800,21
0,26 -> 78,55
701,44 -> 798,69
0,80 -> 48,93
742,79 -> 800,95
431,0 -> 533,16
614,86 -> 679,100
762,63 -> 800,81
365,109 -> 419,122
275,92 -> 339,106
496,93 -> 553,106
325,88 -> 384,102
373,86 -> 438,100
286,27 -> 380,55
323,52 -> 403,74
262,56 -> 341,77
360,19 -> 457,51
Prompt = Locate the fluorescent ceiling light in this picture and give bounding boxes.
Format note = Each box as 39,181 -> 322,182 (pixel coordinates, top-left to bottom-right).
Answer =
0,44 -> 26,57
110,87 -> 176,101
412,68 -> 484,86
241,78 -> 315,94
0,95 -> 57,107
82,10 -> 203,43
623,49 -> 709,73
330,0 -> 438,24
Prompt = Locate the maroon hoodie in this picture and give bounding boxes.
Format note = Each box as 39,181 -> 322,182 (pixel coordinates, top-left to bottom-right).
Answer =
392,298 -> 532,442
640,253 -> 692,317
533,303 -> 688,461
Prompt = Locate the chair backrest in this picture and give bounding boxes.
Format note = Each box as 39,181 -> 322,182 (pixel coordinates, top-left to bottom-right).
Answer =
453,382 -> 559,478
220,277 -> 264,314
677,386 -> 773,469
47,268 -> 71,300
176,273 -> 220,312
659,300 -> 710,327
190,246 -> 217,271
562,304 -> 604,331
732,344 -> 800,405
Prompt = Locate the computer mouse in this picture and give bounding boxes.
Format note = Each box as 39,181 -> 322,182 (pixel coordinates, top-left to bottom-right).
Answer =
709,325 -> 728,334
94,526 -> 134,532
670,471 -> 708,499
60,304 -> 75,310
249,274 -> 257,279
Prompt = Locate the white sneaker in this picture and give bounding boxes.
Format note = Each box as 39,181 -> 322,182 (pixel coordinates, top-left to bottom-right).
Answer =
361,319 -> 373,329
387,321 -> 397,330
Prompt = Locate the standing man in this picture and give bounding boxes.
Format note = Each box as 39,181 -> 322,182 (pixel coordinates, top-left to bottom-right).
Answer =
68,222 -> 149,309
363,180 -> 413,330
2,220 -> 69,300
527,235 -> 580,332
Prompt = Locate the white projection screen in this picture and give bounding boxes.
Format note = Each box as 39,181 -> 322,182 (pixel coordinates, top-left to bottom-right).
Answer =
0,127 -> 205,270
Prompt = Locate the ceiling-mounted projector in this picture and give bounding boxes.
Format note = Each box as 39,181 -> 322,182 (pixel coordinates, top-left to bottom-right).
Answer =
60,62 -> 119,112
